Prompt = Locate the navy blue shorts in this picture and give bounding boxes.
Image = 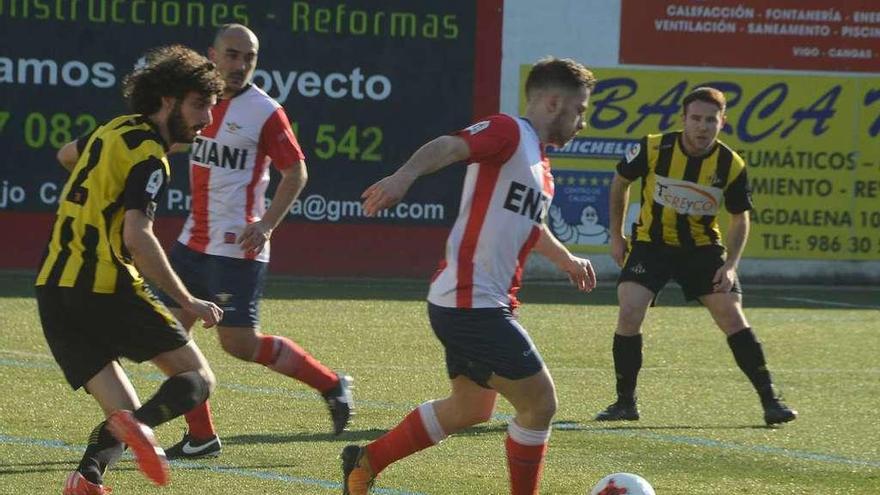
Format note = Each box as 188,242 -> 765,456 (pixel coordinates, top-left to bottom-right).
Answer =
427,303 -> 544,388
158,242 -> 267,327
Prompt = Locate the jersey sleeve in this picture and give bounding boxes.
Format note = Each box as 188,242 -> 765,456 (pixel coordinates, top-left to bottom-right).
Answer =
453,114 -> 520,165
616,137 -> 648,180
724,168 -> 753,214
259,107 -> 305,171
75,130 -> 96,155
123,156 -> 168,220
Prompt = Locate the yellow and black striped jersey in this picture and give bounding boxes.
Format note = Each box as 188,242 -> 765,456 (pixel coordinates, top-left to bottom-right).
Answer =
36,114 -> 170,293
617,131 -> 752,247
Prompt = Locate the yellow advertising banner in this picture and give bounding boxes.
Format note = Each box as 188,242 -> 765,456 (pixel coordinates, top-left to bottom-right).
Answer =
520,67 -> 880,260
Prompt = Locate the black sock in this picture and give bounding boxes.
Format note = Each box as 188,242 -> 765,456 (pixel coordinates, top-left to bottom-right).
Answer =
77,421 -> 123,485
613,333 -> 642,404
727,328 -> 775,403
134,371 -> 210,428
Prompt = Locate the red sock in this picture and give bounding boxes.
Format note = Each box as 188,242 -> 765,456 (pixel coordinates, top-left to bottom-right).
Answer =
184,400 -> 216,439
365,403 -> 445,475
253,335 -> 338,393
505,422 -> 550,495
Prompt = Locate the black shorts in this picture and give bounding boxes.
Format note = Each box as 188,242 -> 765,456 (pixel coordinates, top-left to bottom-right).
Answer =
618,241 -> 742,301
36,285 -> 190,390
428,303 -> 544,388
157,242 -> 266,328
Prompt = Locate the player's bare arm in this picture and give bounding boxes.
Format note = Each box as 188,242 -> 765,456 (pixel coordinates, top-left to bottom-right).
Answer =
123,209 -> 223,327
362,135 -> 469,216
56,140 -> 79,172
534,223 -> 596,292
714,212 -> 749,292
608,173 -> 632,268
239,159 -> 307,254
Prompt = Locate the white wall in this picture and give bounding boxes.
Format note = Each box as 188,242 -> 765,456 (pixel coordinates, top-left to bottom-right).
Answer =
500,0 -> 620,114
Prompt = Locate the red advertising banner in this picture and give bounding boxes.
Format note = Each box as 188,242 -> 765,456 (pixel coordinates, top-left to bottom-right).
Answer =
620,1 -> 879,72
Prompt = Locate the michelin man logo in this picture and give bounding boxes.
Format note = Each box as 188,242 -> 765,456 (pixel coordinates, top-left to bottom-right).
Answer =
549,204 -> 609,245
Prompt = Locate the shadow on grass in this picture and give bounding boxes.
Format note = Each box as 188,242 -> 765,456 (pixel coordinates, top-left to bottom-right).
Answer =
553,420 -> 770,431
0,462 -> 142,476
222,424 -> 511,446
0,459 -> 78,475
222,428 -> 389,445
591,424 -> 768,431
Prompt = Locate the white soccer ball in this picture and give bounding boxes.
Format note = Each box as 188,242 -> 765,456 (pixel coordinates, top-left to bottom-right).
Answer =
590,472 -> 656,495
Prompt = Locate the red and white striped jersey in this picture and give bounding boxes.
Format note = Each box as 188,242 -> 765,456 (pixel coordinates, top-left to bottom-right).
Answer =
178,85 -> 304,262
428,114 -> 554,309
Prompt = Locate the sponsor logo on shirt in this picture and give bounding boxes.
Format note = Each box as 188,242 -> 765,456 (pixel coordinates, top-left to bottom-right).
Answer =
191,136 -> 249,170
503,180 -> 551,223
653,175 -> 722,216
464,120 -> 490,135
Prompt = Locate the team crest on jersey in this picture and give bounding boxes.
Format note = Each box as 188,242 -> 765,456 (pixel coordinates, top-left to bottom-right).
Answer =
225,121 -> 243,133
625,142 -> 641,163
224,232 -> 237,244
464,120 -> 490,135
707,173 -> 725,188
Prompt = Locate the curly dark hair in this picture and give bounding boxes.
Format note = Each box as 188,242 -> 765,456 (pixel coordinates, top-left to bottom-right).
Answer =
122,44 -> 224,115
525,56 -> 597,98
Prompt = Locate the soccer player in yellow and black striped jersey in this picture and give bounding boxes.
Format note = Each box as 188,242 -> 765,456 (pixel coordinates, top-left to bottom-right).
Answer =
35,45 -> 226,494
595,87 -> 797,426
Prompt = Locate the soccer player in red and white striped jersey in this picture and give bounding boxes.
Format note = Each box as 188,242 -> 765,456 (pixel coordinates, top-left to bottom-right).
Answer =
160,24 -> 353,459
340,57 -> 598,495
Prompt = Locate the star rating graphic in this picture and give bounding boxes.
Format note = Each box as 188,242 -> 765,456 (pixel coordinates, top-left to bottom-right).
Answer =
554,173 -> 613,188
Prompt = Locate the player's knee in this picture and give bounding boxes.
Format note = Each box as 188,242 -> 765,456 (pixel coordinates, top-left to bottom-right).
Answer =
459,404 -> 493,427
444,400 -> 492,431
710,309 -> 748,335
474,405 -> 495,424
537,393 -> 558,422
163,370 -> 213,414
617,306 -> 646,333
219,333 -> 258,361
518,392 -> 557,427
199,366 -> 217,395
186,370 -> 213,405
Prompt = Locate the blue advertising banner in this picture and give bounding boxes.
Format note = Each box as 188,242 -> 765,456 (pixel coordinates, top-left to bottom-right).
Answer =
547,170 -> 616,246
0,0 -> 479,227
